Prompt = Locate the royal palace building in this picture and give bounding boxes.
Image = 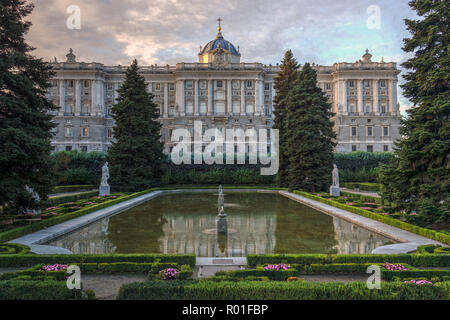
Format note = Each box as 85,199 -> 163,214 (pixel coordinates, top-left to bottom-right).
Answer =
47,22 -> 402,154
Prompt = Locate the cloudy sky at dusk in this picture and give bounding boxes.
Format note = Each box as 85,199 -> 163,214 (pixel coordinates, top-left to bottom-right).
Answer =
26,0 -> 418,109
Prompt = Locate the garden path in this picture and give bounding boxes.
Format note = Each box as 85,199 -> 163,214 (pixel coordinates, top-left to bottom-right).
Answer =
81,274 -> 147,300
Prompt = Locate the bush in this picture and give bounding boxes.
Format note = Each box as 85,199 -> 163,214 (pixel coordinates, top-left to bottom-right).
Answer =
343,183 -> 381,192
51,185 -> 96,194
117,280 -> 449,300
44,191 -> 99,207
0,243 -> 30,255
215,268 -> 299,281
334,152 -> 393,183
0,254 -> 196,268
0,280 -> 84,300
417,244 -> 443,254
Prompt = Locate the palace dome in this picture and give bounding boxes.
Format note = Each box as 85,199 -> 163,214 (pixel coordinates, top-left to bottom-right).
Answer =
200,34 -> 239,55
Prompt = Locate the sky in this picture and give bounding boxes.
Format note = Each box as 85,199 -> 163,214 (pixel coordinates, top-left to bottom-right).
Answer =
25,0 -> 419,111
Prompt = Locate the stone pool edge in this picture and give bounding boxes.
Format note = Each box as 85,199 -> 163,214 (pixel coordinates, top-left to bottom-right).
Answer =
278,191 -> 444,254
8,189 -> 444,255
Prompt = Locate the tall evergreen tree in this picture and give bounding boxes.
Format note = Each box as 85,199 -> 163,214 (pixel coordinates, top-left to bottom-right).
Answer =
273,50 -> 300,187
285,63 -> 336,192
107,60 -> 164,192
0,0 -> 56,212
379,0 -> 449,226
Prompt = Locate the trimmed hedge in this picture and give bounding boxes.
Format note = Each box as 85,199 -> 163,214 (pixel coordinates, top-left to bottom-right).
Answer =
45,190 -> 99,206
0,280 -> 84,300
215,268 -> 299,281
0,254 -> 196,268
294,191 -> 450,245
0,189 -> 157,243
117,280 -> 449,300
343,183 -> 381,192
0,243 -> 30,255
247,254 -> 450,267
51,185 -> 96,194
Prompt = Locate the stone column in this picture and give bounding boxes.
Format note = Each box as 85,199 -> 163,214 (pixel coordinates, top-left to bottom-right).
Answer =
208,80 -> 213,116
240,80 -> 245,115
388,80 -> 394,113
59,80 -> 65,115
392,80 -> 398,113
91,80 -> 96,116
357,79 -> 363,114
342,80 -> 347,114
164,82 -> 169,118
75,80 -> 81,116
255,80 -> 260,115
373,80 -> 379,113
180,80 -> 185,116
227,80 -> 232,115
99,81 -> 104,116
194,80 -> 199,116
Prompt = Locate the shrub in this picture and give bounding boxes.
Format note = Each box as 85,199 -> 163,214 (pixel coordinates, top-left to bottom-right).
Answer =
0,280 -> 84,300
0,254 -> 196,268
215,268 -> 299,281
117,280 -> 449,300
51,185 -> 96,194
343,183 -> 381,192
0,243 -> 30,255
417,244 -> 443,254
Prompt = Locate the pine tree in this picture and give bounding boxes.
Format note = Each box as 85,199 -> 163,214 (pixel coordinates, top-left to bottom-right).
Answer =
379,0 -> 449,226
107,60 -> 164,192
284,63 -> 336,192
0,0 -> 56,212
273,50 -> 300,187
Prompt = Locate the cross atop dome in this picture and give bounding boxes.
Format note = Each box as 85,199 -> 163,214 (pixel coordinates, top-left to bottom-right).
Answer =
216,17 -> 224,38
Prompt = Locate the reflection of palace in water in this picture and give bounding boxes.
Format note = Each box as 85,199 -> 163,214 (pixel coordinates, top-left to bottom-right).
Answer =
160,213 -> 277,257
332,217 -> 392,254
49,218 -> 117,254
47,199 -> 393,256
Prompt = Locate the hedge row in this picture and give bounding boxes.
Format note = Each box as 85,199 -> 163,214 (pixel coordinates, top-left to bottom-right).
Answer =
247,254 -> 450,267
45,190 -> 103,207
0,254 -> 196,268
0,243 -> 30,255
294,191 -> 450,245
343,183 -> 381,192
215,268 -> 299,281
51,185 -> 97,194
0,189 -> 157,243
0,280 -> 84,300
117,280 -> 449,300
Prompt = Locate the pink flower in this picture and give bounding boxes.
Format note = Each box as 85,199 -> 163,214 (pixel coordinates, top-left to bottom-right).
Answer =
346,203 -> 354,206
45,206 -> 58,211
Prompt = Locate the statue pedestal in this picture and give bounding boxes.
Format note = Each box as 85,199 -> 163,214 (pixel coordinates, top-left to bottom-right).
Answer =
217,217 -> 228,234
330,186 -> 340,197
99,185 -> 110,196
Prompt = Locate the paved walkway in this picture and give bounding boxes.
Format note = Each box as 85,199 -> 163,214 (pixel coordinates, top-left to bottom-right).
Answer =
341,188 -> 381,199
82,274 -> 147,300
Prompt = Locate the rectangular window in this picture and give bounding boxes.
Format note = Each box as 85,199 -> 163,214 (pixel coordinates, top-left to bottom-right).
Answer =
65,127 -> 73,138
107,128 -> 113,138
367,145 -> 374,153
169,83 -> 175,91
367,127 -> 373,137
80,146 -> 88,152
352,145 -> 357,152
51,80 -> 57,87
169,106 -> 174,116
107,83 -> 113,90
84,80 -> 90,88
217,80 -> 223,88
68,80 -> 74,88
383,127 -> 389,136
381,105 -> 387,114
186,81 -> 193,89
349,80 -> 355,88
326,83 -> 332,90
351,127 -> 357,136
65,146 -> 72,151
380,80 -> 386,88
246,80 -> 253,88
81,127 -> 89,137
155,83 -> 161,91
264,83 -> 270,91
364,80 -> 371,88
384,145 -> 389,152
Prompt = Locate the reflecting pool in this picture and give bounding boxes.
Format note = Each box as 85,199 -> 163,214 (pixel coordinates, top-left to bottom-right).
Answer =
46,193 -> 395,256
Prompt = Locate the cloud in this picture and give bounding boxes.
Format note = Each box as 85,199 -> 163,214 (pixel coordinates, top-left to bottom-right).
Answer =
26,0 -> 417,107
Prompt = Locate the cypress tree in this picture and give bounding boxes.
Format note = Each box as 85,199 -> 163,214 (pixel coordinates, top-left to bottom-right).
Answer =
0,0 -> 56,212
107,60 -> 164,192
273,50 -> 300,187
285,63 -> 336,192
379,0 -> 449,226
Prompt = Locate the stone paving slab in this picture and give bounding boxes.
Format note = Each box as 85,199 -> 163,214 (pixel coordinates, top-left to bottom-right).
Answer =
278,191 -> 444,253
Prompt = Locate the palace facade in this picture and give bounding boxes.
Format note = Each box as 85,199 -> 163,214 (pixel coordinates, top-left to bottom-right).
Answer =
46,23 -> 402,154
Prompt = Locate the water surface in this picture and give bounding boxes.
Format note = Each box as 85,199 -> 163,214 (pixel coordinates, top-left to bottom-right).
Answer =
47,193 -> 394,256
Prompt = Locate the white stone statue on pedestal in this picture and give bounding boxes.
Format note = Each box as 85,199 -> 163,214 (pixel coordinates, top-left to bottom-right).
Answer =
330,164 -> 341,197
99,162 -> 110,196
19,186 -> 42,215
